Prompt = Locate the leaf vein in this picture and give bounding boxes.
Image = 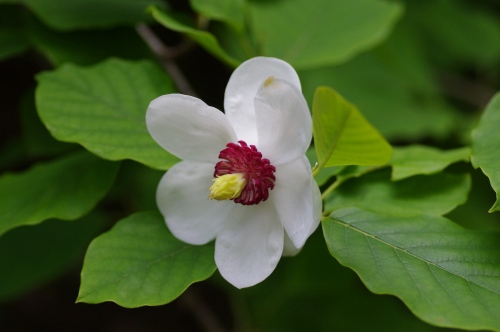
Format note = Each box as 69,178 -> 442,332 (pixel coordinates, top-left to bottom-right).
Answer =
427,263 -> 466,315
333,219 -> 500,296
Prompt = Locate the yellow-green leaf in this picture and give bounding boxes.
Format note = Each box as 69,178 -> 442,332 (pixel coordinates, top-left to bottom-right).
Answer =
312,86 -> 392,168
391,145 -> 470,181
150,6 -> 241,68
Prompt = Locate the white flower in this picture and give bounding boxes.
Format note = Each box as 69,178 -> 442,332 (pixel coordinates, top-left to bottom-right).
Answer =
146,57 -> 322,288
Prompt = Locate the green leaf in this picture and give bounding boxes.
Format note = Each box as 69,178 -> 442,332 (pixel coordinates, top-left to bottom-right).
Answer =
300,19 -> 462,141
471,92 -> 500,212
78,211 -> 216,307
150,6 -> 241,68
248,0 -> 403,70
323,208 -> 500,330
336,165 -> 380,182
391,145 -> 470,181
27,16 -> 153,66
0,5 -> 29,61
190,0 -> 244,31
408,0 -> 500,68
324,169 -> 470,216
12,0 -> 165,30
0,150 -> 119,236
0,213 -> 105,302
312,86 -> 392,168
36,58 -> 179,170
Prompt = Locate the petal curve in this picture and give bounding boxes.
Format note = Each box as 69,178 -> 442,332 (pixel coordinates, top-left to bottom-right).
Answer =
254,77 -> 312,165
273,157 -> 320,249
215,201 -> 284,288
282,233 -> 301,257
147,94 -> 237,164
224,57 -> 301,144
157,161 -> 235,245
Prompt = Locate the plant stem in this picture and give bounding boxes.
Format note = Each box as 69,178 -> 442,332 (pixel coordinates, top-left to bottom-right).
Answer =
180,288 -> 228,332
136,23 -> 197,97
321,178 -> 343,200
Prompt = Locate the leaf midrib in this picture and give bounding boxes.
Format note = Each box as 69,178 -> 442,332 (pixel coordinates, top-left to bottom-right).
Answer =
331,218 -> 500,296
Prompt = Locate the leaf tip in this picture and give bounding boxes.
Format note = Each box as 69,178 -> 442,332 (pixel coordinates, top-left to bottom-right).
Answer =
488,199 -> 500,213
75,293 -> 85,304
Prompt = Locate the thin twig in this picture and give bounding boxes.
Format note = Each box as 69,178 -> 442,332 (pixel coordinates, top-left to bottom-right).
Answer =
136,23 -> 197,97
438,71 -> 496,109
179,288 -> 228,332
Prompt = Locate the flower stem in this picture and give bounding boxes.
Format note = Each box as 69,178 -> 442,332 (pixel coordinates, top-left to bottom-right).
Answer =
321,178 -> 343,200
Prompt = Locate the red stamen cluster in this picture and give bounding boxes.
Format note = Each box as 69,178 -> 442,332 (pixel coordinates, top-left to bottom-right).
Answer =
214,141 -> 276,205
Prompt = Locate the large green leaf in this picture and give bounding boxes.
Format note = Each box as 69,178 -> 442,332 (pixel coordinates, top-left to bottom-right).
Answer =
312,86 -> 392,168
407,0 -> 500,68
189,0 -> 244,31
391,145 -> 470,181
300,19 -> 462,141
324,208 -> 500,330
10,0 -> 164,30
0,150 -> 119,236
150,6 -> 241,68
324,169 -> 470,216
248,0 -> 403,70
78,211 -> 216,307
27,16 -> 153,66
36,58 -> 179,170
0,213 -> 105,302
471,92 -> 500,212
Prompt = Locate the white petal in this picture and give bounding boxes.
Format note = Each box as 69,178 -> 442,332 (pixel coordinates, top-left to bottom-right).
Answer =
272,157 -> 318,249
280,173 -> 322,257
157,161 -> 235,245
215,201 -> 284,288
224,57 -> 301,144
282,233 -> 301,257
147,94 -> 237,163
254,77 -> 312,165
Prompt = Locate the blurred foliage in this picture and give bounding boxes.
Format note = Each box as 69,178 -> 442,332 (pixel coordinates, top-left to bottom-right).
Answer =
1,0 -> 500,330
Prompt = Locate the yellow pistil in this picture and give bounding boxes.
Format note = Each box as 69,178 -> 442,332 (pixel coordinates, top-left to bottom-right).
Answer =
209,173 -> 246,201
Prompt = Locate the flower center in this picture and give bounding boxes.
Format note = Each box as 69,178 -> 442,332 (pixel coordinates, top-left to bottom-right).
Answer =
210,141 -> 276,205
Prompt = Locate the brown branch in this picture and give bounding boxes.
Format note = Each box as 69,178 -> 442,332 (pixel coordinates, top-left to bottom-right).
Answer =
438,71 -> 496,109
179,288 -> 228,332
136,23 -> 197,97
